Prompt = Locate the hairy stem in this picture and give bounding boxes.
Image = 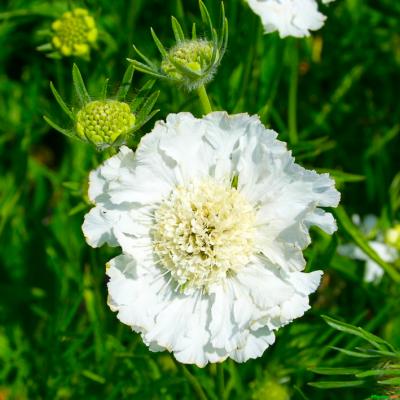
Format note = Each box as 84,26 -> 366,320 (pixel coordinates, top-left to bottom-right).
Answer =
197,85 -> 213,115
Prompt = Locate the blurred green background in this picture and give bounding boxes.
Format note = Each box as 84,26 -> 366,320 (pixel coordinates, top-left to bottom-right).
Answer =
0,0 -> 399,399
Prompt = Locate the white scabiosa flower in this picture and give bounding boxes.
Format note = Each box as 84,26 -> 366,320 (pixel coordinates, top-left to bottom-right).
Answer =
247,0 -> 328,38
338,215 -> 399,283
83,112 -> 340,366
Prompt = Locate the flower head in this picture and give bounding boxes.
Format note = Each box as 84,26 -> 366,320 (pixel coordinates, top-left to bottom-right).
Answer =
247,0 -> 331,38
45,8 -> 98,58
44,64 -> 159,150
83,112 -> 340,366
129,1 -> 227,91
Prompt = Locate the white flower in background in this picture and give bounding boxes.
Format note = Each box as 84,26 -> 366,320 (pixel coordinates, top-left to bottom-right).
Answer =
338,215 -> 399,283
247,0 -> 333,38
83,112 -> 340,366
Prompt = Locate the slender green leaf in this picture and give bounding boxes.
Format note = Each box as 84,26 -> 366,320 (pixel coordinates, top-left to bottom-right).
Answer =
331,347 -> 381,359
356,369 -> 400,378
323,315 -> 394,351
309,367 -> 363,376
308,380 -> 366,389
378,377 -> 400,385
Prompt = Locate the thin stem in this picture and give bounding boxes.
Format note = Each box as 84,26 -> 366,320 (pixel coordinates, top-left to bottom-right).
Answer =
197,85 -> 213,115
181,364 -> 208,400
288,38 -> 299,145
217,363 -> 225,400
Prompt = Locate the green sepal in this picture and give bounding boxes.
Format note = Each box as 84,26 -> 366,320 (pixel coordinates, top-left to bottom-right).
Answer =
135,91 -> 160,124
101,78 -> 109,100
128,59 -> 165,79
171,16 -> 185,42
130,79 -> 156,112
43,116 -> 78,140
116,64 -> 134,101
132,44 -> 158,69
150,28 -> 168,57
72,63 -> 90,106
49,81 -> 75,121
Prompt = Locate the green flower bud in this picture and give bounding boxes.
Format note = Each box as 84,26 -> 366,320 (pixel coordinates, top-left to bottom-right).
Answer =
50,8 -> 98,58
129,1 -> 228,91
161,40 -> 217,90
76,100 -> 135,148
45,64 -> 159,151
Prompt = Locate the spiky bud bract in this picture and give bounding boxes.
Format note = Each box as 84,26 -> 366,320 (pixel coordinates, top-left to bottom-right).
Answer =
44,64 -> 159,150
128,1 -> 228,91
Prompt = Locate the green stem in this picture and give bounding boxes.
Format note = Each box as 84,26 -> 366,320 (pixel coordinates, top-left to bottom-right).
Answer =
288,38 -> 299,145
197,85 -> 213,115
217,363 -> 225,400
181,364 -> 208,400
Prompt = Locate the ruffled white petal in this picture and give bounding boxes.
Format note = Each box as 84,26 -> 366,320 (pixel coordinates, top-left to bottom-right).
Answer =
247,0 -> 327,38
231,118 -> 339,271
107,253 -> 322,365
83,207 -> 121,247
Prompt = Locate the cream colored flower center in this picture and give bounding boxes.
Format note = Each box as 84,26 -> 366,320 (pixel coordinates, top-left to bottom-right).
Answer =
153,179 -> 256,291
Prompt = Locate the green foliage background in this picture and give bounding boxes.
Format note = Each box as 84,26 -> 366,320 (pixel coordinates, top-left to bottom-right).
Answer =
0,0 -> 399,399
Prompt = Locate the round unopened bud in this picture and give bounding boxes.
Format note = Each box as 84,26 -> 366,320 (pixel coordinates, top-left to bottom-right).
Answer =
76,100 -> 135,148
161,40 -> 216,90
51,8 -> 98,57
385,224 -> 400,250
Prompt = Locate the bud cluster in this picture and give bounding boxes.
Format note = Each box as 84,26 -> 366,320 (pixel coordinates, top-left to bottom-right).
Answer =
51,8 -> 98,57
